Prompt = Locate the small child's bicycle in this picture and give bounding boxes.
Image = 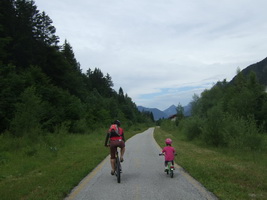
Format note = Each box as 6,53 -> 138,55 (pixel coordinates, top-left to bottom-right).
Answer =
159,153 -> 175,178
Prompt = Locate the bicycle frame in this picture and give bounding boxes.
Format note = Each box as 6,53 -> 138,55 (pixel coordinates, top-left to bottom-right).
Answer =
159,153 -> 175,178
166,161 -> 174,178
114,149 -> 121,183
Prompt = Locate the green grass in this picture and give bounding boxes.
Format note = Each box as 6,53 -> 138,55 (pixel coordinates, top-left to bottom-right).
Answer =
3,125 -> 265,200
154,127 -> 267,200
0,125 -> 145,200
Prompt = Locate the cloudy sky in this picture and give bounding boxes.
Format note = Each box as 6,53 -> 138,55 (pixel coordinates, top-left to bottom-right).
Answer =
36,0 -> 267,110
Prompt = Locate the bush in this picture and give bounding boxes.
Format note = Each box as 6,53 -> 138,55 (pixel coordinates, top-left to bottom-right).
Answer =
160,120 -> 177,132
221,114 -> 247,148
243,134 -> 263,151
201,106 -> 227,147
10,87 -> 44,137
222,114 -> 264,150
180,117 -> 203,141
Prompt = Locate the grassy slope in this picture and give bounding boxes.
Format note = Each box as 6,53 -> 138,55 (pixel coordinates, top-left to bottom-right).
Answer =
1,126 -> 266,200
154,127 -> 267,200
0,126 -> 144,200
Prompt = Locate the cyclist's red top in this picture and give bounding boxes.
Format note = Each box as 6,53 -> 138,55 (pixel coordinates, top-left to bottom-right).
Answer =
109,127 -> 124,141
162,146 -> 175,161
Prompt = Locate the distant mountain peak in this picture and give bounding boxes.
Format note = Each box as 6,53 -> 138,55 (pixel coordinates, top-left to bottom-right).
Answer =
163,105 -> 177,117
138,104 -> 191,121
137,106 -> 168,120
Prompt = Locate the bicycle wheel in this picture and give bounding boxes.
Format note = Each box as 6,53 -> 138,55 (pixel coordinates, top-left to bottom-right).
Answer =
170,169 -> 174,178
166,162 -> 171,175
116,157 -> 121,183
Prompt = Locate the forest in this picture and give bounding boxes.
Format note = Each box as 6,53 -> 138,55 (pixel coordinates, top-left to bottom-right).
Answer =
160,66 -> 267,151
1,0 -> 267,151
1,1 -> 267,199
0,0 -> 154,138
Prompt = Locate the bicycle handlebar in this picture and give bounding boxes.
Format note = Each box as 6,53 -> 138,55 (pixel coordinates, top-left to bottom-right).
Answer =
159,153 -> 177,156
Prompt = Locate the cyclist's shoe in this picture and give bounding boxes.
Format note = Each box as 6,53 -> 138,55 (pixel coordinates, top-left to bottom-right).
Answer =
111,170 -> 115,175
120,157 -> 124,162
164,167 -> 168,172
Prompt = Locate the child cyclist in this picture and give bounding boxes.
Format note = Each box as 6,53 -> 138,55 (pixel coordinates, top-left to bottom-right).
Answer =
161,138 -> 176,171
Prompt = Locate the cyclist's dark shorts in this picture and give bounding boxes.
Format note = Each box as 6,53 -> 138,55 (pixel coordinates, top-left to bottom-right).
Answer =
110,140 -> 125,159
165,160 -> 174,166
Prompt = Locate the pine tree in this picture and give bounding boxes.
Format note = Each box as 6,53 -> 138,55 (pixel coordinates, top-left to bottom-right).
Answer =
61,40 -> 80,71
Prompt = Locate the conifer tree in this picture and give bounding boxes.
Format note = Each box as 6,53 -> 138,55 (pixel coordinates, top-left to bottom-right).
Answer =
61,40 -> 80,71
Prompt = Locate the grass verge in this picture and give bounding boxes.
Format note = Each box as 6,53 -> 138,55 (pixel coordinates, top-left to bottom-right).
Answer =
0,125 -> 146,200
154,127 -> 267,200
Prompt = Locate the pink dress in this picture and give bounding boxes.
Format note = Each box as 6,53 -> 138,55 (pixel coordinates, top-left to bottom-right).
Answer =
162,146 -> 175,161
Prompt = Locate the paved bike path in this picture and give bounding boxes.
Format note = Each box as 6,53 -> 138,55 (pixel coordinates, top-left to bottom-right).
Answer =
66,128 -> 217,200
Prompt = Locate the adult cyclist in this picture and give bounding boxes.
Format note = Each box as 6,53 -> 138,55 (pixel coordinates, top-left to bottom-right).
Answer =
105,120 -> 125,175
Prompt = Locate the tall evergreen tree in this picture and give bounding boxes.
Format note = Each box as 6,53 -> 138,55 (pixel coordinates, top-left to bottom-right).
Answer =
12,0 -> 39,67
176,103 -> 184,126
118,87 -> 125,103
61,40 -> 80,71
0,0 -> 154,135
86,68 -> 114,97
33,11 -> 59,46
0,0 -> 16,65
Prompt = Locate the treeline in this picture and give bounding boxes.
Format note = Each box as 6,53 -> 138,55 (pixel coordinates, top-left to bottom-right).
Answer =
0,0 -> 154,137
162,68 -> 267,151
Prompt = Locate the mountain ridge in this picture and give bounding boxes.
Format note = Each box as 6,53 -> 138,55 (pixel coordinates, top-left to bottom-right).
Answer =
137,104 -> 191,120
230,57 -> 267,86
138,57 -> 267,121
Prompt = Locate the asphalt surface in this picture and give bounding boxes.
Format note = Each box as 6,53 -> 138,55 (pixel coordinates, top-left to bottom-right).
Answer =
65,128 -> 218,200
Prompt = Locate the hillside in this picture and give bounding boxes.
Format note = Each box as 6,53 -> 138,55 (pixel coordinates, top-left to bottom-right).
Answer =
231,57 -> 267,86
138,57 -> 267,121
0,0 -> 153,135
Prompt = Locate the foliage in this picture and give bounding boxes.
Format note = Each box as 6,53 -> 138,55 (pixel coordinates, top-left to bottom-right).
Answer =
0,1 -> 152,199
10,86 -> 43,137
175,103 -> 184,126
179,116 -> 204,141
177,69 -> 267,150
0,0 -> 154,138
0,125 -> 148,200
154,127 -> 267,200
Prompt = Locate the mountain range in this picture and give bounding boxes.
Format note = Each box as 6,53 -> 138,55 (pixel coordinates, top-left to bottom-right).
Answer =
138,57 -> 267,121
137,104 -> 191,121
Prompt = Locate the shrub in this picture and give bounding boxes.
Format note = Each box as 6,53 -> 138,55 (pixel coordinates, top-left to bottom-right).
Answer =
243,134 -> 263,151
10,87 -> 44,137
160,120 -> 177,132
201,106 -> 227,147
221,114 -> 247,148
180,116 -> 203,141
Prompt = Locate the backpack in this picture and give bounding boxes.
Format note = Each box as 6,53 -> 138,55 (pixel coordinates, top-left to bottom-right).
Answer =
109,124 -> 120,137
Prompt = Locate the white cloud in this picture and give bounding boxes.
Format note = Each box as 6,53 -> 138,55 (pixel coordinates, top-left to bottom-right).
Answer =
36,0 -> 267,110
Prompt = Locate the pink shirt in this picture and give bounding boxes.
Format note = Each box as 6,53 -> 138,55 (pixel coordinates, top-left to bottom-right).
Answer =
162,146 -> 175,161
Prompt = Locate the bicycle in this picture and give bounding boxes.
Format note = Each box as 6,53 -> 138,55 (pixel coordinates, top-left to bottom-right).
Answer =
159,153 -> 175,178
114,149 -> 122,183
